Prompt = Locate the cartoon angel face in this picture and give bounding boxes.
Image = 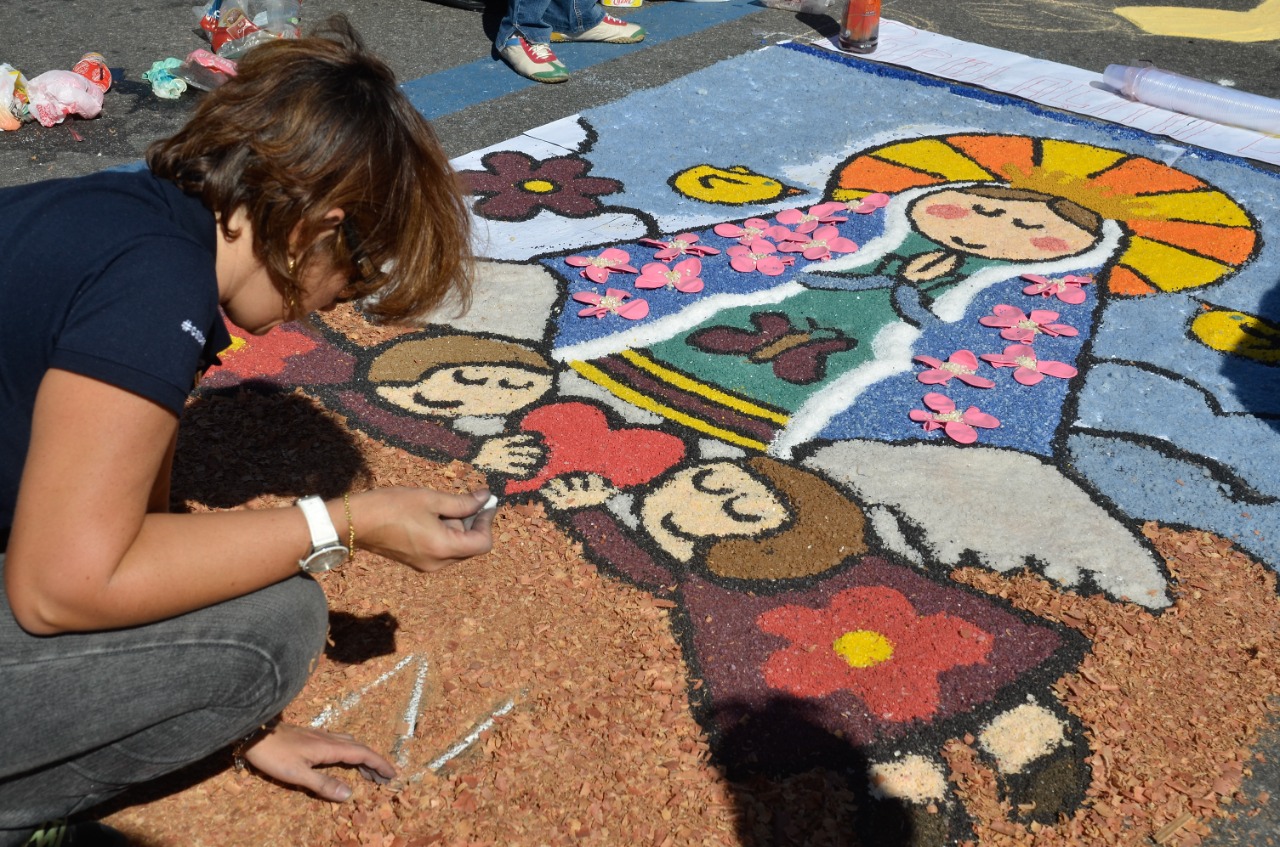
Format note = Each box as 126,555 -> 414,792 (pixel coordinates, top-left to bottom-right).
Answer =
907,188 -> 1099,262
375,364 -> 553,418
641,462 -> 788,562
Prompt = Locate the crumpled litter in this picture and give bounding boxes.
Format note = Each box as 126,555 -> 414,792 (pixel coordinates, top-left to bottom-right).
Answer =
26,69 -> 104,127
1,52 -> 112,130
144,58 -> 188,100
0,64 -> 30,131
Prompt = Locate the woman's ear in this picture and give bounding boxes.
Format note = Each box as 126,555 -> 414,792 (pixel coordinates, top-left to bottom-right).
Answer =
288,208 -> 347,252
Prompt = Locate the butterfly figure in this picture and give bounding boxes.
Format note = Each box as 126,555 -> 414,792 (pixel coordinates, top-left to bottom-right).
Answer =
687,311 -> 857,385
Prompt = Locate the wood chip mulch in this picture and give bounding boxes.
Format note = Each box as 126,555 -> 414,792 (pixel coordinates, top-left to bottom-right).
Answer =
101,390 -> 1280,847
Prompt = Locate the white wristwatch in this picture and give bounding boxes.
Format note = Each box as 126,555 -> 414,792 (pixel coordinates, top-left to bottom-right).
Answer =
295,495 -> 349,574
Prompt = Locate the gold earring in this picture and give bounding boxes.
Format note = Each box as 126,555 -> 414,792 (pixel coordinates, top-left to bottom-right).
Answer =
287,256 -> 297,275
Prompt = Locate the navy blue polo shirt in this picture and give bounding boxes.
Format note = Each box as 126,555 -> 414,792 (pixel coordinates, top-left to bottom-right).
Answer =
0,168 -> 231,531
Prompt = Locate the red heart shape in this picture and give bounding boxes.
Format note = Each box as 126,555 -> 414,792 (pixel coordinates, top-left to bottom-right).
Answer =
506,402 -> 686,495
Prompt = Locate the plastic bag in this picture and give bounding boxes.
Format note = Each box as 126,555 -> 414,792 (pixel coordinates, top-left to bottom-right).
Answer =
177,49 -> 237,91
194,0 -> 302,58
0,64 -> 30,131
26,69 -> 103,127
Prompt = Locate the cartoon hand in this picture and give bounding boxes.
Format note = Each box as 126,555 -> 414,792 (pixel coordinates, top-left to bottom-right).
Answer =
542,473 -> 618,511
472,433 -> 545,478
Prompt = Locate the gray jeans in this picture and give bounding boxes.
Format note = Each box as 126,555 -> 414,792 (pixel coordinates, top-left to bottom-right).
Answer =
0,554 -> 328,844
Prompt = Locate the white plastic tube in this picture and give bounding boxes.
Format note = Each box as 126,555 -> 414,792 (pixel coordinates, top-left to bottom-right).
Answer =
1103,64 -> 1280,135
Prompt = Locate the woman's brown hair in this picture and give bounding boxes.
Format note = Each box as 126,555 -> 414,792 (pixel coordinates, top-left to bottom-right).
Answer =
147,15 -> 472,322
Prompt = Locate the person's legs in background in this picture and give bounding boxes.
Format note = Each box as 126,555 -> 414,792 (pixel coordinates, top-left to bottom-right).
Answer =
496,0 -> 644,82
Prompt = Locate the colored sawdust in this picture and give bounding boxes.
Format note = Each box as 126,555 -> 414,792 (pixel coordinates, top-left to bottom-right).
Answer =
947,523 -> 1280,846
97,389 -> 1280,846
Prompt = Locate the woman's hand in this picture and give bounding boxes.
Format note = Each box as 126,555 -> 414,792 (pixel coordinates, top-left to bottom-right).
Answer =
242,722 -> 396,802
348,487 -> 496,573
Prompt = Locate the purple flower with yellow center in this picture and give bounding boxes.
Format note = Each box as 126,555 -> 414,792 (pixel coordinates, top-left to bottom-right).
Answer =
458,151 -> 623,222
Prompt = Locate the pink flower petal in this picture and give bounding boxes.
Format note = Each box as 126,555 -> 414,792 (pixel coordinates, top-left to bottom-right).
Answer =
922,392 -> 955,413
828,236 -> 859,254
674,277 -> 704,293
582,266 -> 610,284
616,297 -> 650,320
961,408 -> 1000,429
730,254 -> 758,273
853,192 -> 890,213
566,255 -> 592,267
600,247 -> 632,264
1058,286 -> 1087,305
1038,360 -> 1079,379
756,256 -> 788,276
714,223 -> 744,238
1013,368 -> 1045,386
943,420 -> 979,444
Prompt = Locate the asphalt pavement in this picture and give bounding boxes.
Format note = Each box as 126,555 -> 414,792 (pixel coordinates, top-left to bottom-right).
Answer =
1,0 -> 1278,842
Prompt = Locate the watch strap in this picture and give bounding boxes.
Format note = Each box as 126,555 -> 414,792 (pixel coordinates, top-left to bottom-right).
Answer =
296,495 -> 340,550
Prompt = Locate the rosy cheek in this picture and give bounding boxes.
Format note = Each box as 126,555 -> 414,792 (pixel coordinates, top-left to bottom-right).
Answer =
1031,235 -> 1071,252
924,203 -> 969,219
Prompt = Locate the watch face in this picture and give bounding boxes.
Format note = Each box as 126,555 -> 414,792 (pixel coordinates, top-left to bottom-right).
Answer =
302,545 -> 349,574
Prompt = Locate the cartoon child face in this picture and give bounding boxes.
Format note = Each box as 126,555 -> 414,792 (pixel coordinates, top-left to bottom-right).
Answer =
375,365 -> 553,418
907,188 -> 1098,261
641,461 -> 788,562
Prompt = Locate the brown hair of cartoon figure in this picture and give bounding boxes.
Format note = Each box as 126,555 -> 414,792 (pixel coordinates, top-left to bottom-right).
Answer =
640,457 -> 867,581
366,335 -> 555,418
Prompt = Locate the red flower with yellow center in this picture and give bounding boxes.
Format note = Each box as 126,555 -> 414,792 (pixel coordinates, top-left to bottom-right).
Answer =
759,585 -> 994,722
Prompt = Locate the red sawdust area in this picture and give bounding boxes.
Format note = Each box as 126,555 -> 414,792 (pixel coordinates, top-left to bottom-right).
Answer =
98,363 -> 1280,847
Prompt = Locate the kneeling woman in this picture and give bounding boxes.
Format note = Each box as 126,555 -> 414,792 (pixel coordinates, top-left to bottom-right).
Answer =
0,17 -> 494,845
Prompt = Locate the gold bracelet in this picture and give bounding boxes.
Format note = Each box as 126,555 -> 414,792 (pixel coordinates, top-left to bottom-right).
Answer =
343,493 -> 355,556
232,716 -> 281,772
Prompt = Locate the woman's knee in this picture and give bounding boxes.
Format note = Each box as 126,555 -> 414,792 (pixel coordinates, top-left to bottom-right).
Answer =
233,575 -> 329,706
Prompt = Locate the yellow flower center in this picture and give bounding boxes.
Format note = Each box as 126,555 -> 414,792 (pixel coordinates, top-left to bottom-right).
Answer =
521,179 -> 557,194
832,630 -> 894,668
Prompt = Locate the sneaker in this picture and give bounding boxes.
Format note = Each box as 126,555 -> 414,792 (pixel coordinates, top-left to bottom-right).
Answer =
23,819 -> 129,847
551,15 -> 647,43
600,0 -> 642,7
499,36 -> 570,83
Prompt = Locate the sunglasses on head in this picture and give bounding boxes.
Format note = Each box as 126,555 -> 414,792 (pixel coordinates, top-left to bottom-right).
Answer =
338,218 -> 385,302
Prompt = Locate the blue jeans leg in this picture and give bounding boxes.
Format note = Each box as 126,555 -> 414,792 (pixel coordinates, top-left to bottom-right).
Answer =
0,555 -> 328,845
495,0 -> 605,47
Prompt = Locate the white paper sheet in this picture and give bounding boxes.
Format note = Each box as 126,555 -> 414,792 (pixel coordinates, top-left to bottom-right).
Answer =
818,20 -> 1280,167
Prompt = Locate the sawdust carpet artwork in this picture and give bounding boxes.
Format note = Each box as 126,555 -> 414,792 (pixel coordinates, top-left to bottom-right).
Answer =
111,41 -> 1280,847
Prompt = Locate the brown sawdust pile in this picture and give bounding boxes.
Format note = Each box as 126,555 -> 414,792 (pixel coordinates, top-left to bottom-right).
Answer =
947,523 -> 1280,847
101,388 -> 1280,846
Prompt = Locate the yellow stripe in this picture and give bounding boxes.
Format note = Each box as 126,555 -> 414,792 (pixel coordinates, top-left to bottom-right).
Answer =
568,360 -> 771,451
1139,191 -> 1252,226
1119,236 -> 1233,291
1039,140 -> 1127,179
619,350 -> 790,425
874,139 -> 997,183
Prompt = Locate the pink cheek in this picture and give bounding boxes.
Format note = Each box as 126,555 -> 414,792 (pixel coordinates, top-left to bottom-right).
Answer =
1031,236 -> 1071,252
924,203 -> 969,219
